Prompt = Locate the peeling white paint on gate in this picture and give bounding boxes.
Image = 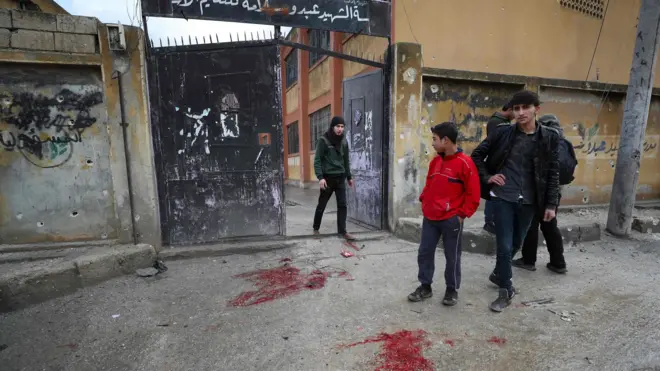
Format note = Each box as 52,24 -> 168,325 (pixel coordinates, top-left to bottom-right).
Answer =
179,107 -> 212,155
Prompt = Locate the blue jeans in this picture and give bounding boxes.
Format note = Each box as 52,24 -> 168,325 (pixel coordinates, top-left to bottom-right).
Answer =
484,200 -> 495,225
492,198 -> 535,290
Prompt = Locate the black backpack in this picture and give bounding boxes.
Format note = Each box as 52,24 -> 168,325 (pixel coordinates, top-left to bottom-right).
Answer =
558,138 -> 577,185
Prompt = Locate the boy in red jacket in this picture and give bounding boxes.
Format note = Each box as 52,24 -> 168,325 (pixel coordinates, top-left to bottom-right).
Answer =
407,122 -> 481,306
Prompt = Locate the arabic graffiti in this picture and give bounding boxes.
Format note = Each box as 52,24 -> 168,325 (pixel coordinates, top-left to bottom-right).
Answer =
568,122 -> 659,158
172,0 -> 370,22
0,89 -> 103,168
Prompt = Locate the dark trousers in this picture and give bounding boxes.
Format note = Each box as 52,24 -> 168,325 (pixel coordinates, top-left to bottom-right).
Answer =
521,207 -> 566,268
484,200 -> 495,225
492,198 -> 536,290
417,216 -> 463,290
313,176 -> 347,234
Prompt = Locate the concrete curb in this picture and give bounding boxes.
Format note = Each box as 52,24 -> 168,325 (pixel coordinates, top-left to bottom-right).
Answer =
394,218 -> 602,255
158,232 -> 390,261
0,244 -> 156,313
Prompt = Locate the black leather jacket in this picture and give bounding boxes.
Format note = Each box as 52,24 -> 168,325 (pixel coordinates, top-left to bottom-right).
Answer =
471,122 -> 561,209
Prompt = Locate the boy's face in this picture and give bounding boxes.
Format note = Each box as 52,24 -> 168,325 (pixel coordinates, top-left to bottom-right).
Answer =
432,133 -> 446,153
333,124 -> 344,136
513,104 -> 540,125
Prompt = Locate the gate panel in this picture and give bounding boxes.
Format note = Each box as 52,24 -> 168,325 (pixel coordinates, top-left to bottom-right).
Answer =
342,70 -> 385,230
149,42 -> 285,245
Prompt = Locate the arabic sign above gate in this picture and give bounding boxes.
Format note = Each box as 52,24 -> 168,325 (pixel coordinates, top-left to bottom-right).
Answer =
141,0 -> 391,38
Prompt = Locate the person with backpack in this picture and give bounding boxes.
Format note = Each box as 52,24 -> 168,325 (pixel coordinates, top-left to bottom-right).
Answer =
471,91 -> 561,312
483,103 -> 515,234
312,116 -> 355,241
513,114 -> 576,274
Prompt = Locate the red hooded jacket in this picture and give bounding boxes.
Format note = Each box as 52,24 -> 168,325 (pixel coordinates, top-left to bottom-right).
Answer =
419,149 -> 481,221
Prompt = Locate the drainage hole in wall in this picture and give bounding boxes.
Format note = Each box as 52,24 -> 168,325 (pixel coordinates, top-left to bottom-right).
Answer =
101,233 -> 108,239
37,222 -> 44,227
16,213 -> 23,220
71,211 -> 79,217
86,160 -> 94,165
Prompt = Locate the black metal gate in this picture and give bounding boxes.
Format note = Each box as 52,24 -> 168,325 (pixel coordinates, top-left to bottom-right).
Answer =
148,41 -> 285,245
342,70 -> 386,230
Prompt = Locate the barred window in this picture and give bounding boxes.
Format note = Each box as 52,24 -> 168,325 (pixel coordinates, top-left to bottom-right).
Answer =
285,51 -> 298,88
287,121 -> 299,155
310,106 -> 332,151
309,29 -> 330,67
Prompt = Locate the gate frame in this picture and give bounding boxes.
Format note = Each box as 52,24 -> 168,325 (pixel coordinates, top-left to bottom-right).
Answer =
140,12 -> 393,242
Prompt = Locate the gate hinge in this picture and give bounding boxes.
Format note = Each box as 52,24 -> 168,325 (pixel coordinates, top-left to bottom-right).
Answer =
120,122 -> 129,127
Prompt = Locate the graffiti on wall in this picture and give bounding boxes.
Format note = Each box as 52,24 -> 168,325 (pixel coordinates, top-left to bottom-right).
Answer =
569,122 -> 659,158
0,89 -> 103,168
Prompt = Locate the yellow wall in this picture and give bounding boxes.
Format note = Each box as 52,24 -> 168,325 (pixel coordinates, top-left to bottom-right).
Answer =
286,84 -> 299,114
394,0 -> 654,86
287,155 -> 301,180
419,76 -> 660,206
308,153 -> 315,180
540,87 -> 660,204
309,58 -> 330,101
342,35 -> 388,79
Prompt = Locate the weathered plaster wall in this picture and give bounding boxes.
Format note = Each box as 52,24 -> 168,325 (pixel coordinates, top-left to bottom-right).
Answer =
0,64 -> 117,243
394,0 -> 656,86
540,87 -> 660,205
309,58 -> 330,101
388,42 -> 423,230
0,9 -> 159,249
0,0 -> 68,14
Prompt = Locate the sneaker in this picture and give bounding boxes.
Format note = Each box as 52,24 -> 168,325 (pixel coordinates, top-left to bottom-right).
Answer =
489,287 -> 516,312
483,222 -> 496,235
407,285 -> 432,302
442,289 -> 458,306
512,258 -> 537,271
341,233 -> 356,241
546,263 -> 567,274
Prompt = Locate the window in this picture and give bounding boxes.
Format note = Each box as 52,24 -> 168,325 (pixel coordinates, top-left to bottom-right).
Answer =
285,50 -> 298,88
287,121 -> 299,155
309,106 -> 332,151
308,29 -> 330,67
559,0 -> 605,19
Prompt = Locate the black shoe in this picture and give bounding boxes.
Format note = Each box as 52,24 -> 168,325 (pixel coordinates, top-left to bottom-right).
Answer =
489,287 -> 516,312
546,263 -> 567,274
442,289 -> 458,306
512,258 -> 537,271
407,285 -> 432,302
483,223 -> 496,235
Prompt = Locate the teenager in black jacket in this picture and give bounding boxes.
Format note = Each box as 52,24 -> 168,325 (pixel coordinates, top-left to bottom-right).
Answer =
471,91 -> 561,312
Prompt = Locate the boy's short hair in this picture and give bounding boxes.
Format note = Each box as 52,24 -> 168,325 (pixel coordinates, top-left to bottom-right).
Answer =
431,122 -> 459,144
509,90 -> 541,107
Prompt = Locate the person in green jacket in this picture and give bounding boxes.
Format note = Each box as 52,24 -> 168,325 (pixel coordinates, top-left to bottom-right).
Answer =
312,116 -> 355,241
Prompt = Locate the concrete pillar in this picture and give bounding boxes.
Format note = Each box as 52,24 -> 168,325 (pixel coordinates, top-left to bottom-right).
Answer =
329,32 -> 343,118
280,46 -> 289,179
388,42 -> 424,231
298,29 -> 311,183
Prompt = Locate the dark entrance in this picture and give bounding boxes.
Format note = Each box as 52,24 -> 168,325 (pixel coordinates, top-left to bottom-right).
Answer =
342,70 -> 386,230
148,41 -> 285,245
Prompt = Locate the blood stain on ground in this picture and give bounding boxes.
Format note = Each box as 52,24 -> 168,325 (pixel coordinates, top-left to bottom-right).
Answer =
57,343 -> 78,350
487,336 -> 507,345
444,339 -> 455,347
229,265 -> 328,307
340,329 -> 434,371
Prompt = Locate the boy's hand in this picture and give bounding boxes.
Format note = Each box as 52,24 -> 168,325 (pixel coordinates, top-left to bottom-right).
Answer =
488,174 -> 506,186
348,179 -> 354,188
319,179 -> 327,190
458,217 -> 464,223
543,208 -> 556,222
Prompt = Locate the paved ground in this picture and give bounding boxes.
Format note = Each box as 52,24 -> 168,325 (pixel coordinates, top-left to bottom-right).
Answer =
2,232 -> 660,371
285,185 -> 370,236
